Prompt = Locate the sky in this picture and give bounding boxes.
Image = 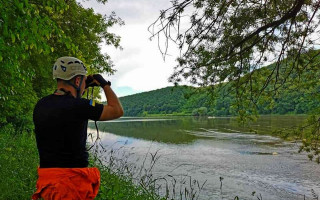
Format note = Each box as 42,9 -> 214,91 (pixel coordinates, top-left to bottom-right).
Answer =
78,0 -> 182,99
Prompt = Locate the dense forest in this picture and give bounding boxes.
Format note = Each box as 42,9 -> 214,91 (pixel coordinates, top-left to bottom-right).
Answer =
118,60 -> 320,117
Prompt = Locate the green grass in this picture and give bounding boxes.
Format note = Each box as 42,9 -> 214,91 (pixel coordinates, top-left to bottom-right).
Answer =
95,165 -> 163,200
0,128 -> 39,200
0,127 -> 163,200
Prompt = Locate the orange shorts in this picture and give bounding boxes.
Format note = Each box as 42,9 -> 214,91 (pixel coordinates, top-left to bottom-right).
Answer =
32,167 -> 100,200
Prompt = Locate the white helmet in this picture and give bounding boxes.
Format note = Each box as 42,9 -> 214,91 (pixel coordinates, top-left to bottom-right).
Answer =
53,57 -> 87,80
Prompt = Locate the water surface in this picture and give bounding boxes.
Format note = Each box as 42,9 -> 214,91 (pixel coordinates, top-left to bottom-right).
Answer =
88,116 -> 320,200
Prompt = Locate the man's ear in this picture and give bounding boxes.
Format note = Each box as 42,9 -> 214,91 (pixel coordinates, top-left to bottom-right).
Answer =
75,76 -> 81,87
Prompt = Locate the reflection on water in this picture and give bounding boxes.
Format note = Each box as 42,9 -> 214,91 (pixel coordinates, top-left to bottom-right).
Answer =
95,117 -> 198,144
94,115 -> 305,145
88,115 -> 320,200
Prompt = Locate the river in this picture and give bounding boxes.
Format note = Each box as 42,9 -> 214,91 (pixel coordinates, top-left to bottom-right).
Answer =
88,115 -> 320,200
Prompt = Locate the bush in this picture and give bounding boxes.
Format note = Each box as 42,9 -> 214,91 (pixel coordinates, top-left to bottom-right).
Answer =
192,107 -> 208,116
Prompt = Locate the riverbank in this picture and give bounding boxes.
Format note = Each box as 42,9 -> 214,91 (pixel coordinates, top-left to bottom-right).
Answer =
0,129 -> 163,200
141,113 -> 308,117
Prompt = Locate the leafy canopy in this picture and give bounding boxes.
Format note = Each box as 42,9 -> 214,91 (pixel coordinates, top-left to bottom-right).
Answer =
149,0 -> 319,95
0,0 -> 123,132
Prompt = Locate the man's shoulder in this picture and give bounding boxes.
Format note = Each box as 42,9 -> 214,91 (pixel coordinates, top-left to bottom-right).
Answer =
35,94 -> 54,105
74,97 -> 91,105
35,94 -> 74,107
35,95 -> 102,108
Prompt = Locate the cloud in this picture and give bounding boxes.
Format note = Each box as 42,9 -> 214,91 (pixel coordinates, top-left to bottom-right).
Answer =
79,0 -> 181,97
103,22 -> 179,90
79,0 -> 170,24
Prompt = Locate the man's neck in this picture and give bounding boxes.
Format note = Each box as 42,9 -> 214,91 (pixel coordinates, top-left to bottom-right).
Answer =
55,85 -> 76,98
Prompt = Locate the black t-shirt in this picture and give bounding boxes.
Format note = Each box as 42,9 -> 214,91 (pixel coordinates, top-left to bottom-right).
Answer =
33,93 -> 104,168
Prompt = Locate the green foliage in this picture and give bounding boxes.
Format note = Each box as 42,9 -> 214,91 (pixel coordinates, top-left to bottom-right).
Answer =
119,86 -> 193,116
150,0 -> 320,120
0,129 -> 39,200
0,0 -> 123,134
192,107 -> 207,116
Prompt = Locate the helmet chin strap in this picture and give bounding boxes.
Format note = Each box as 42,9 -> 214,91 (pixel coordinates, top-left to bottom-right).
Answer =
64,76 -> 84,98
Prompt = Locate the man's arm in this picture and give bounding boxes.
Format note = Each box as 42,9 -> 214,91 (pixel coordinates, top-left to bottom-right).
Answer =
99,85 -> 124,121
86,74 -> 124,121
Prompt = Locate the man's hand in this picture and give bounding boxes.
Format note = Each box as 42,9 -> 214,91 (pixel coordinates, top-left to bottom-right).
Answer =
92,74 -> 111,88
85,74 -> 111,88
85,75 -> 98,88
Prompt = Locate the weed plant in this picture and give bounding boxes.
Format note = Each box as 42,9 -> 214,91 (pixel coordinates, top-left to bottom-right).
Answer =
88,134 -> 206,200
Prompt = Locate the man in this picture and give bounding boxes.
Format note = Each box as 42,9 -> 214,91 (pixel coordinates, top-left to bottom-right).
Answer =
32,56 -> 123,200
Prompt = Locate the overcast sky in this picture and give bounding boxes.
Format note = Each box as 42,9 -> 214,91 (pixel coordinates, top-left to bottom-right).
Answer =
78,0 -> 181,99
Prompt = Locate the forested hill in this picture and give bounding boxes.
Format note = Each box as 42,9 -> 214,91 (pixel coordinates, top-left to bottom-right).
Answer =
118,81 -> 320,117
119,86 -> 208,116
117,49 -> 320,117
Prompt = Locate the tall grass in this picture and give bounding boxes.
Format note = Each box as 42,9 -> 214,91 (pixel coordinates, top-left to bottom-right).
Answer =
88,135 -> 206,200
0,127 -> 166,200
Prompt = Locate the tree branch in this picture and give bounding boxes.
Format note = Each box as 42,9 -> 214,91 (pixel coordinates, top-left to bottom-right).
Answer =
228,0 -> 305,56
